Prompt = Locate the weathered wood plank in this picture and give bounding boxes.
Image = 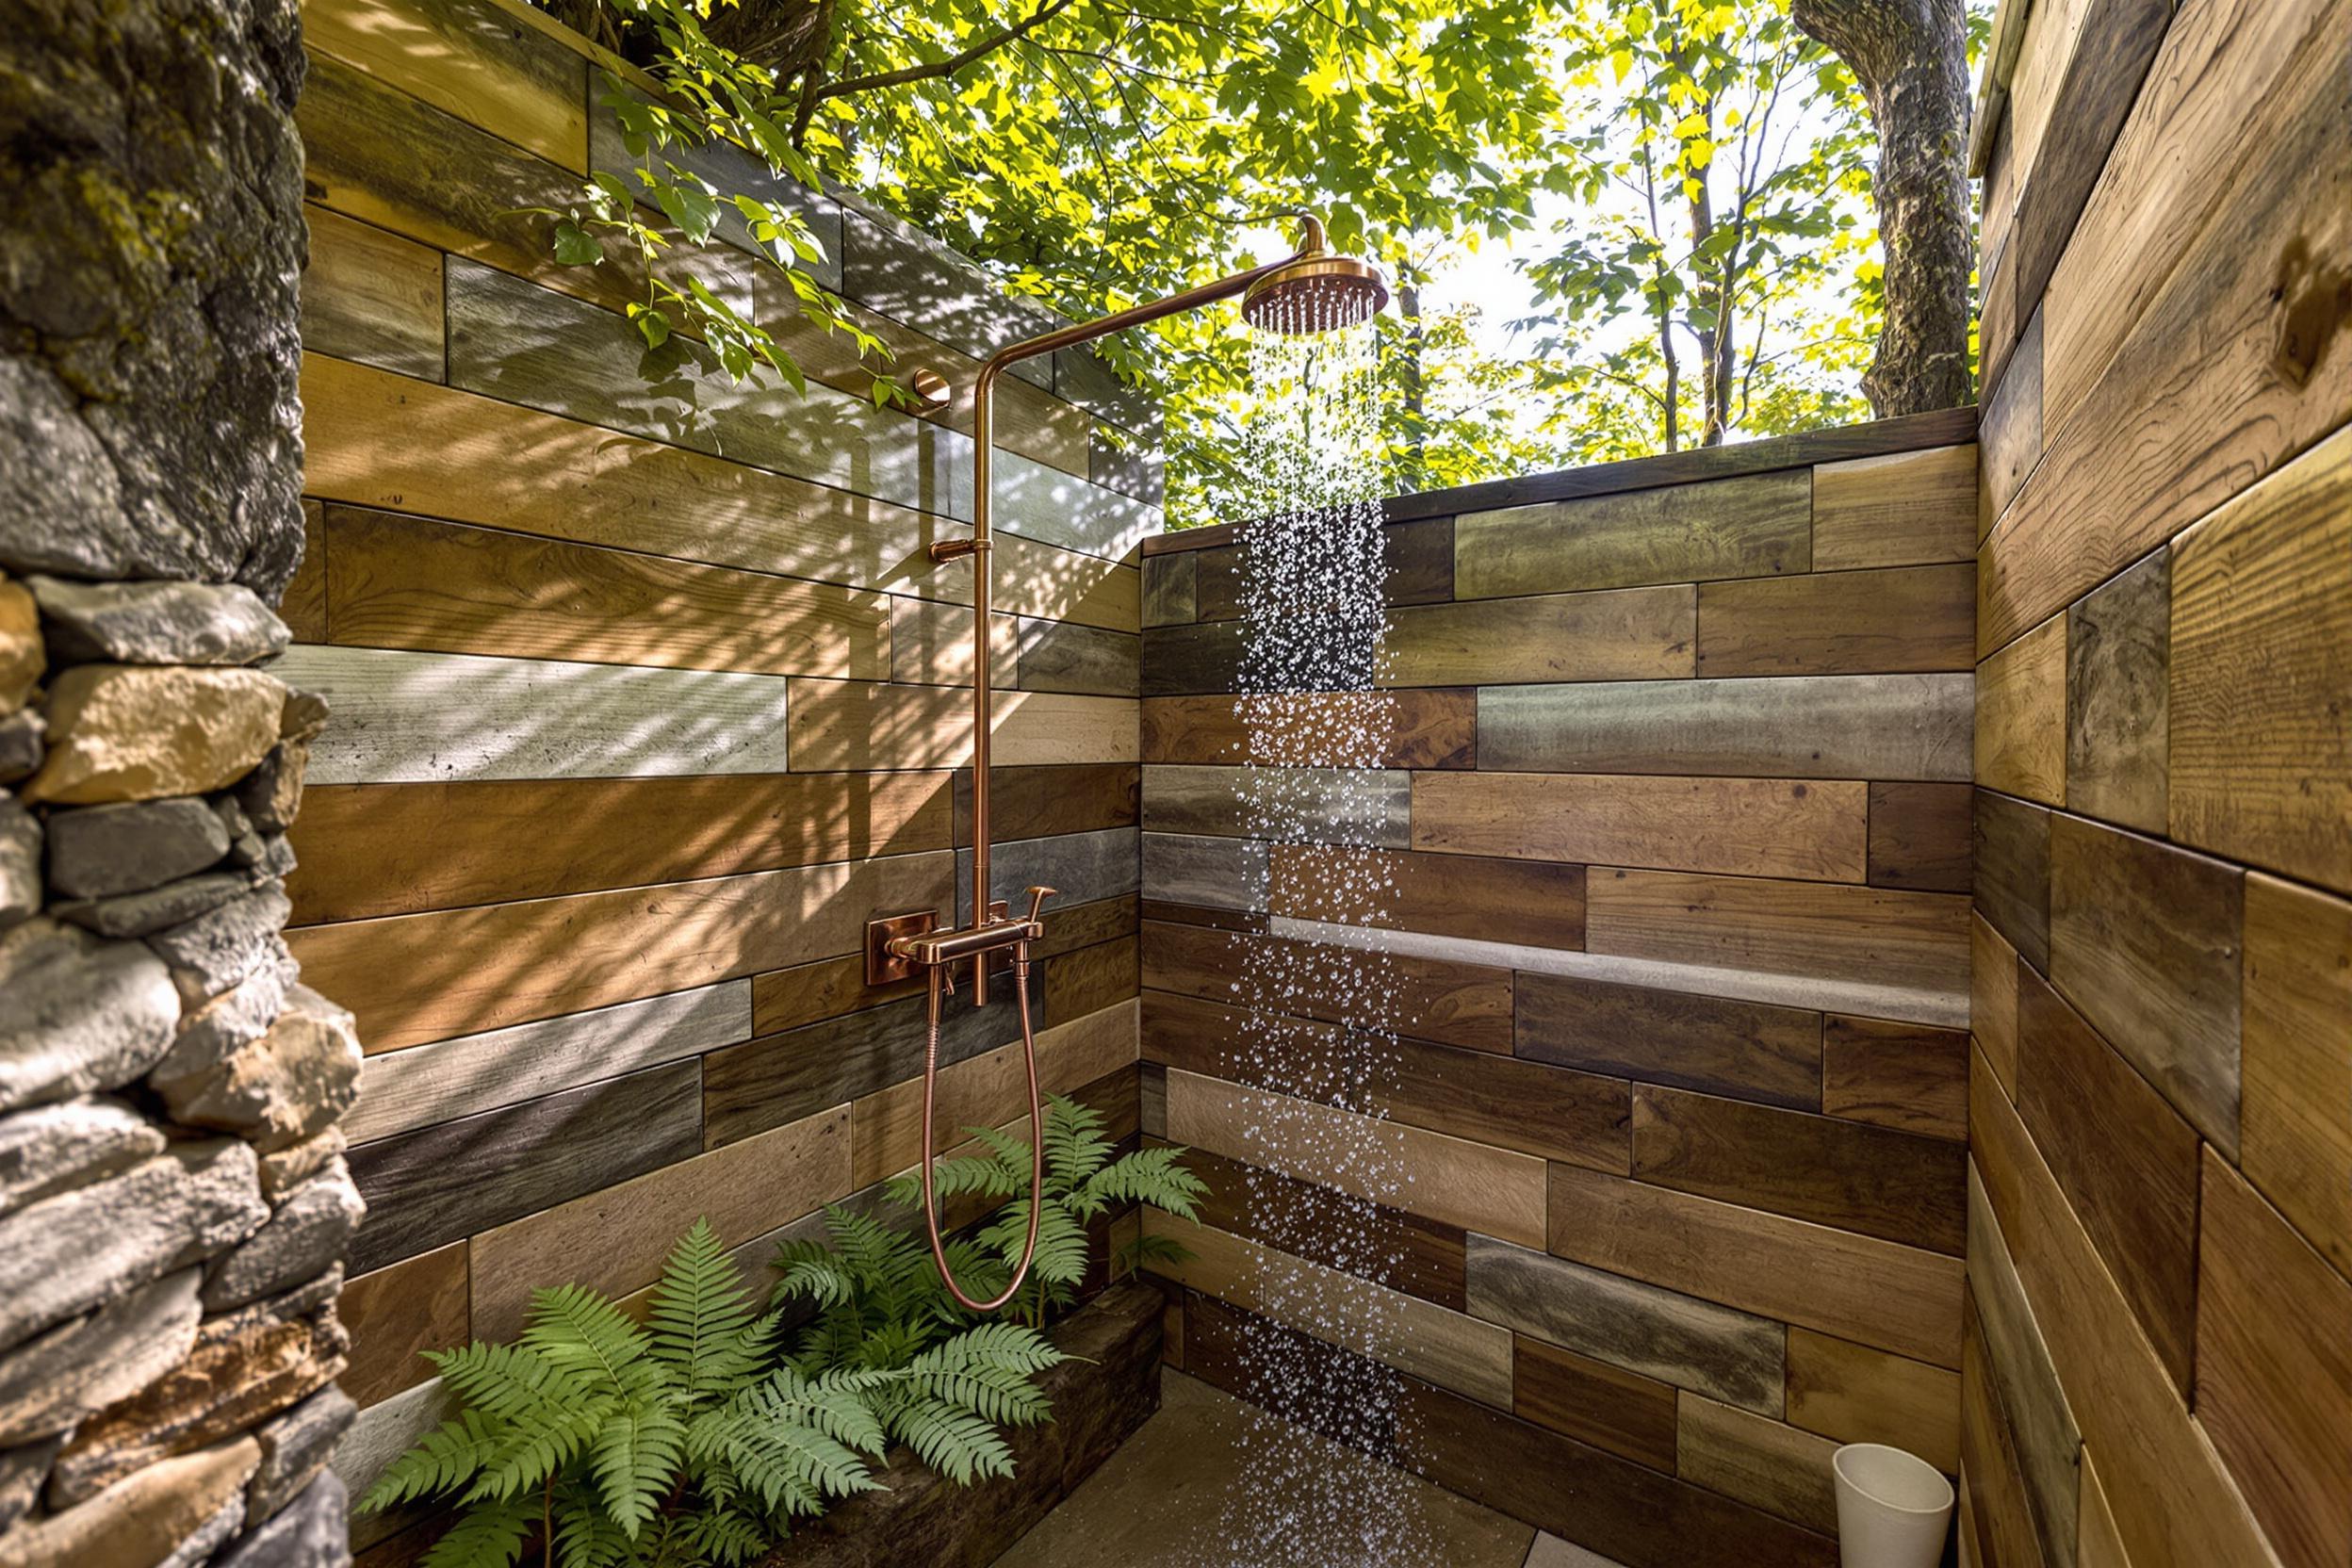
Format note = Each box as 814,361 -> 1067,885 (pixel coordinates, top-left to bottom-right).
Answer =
288,850 -> 953,1050
348,983 -> 752,1144
1979,308 -> 2042,541
1267,844 -> 1586,951
340,1244 -> 468,1409
2194,1149 -> 2352,1568
468,1106 -> 850,1340
1477,675 -> 1971,781
957,826 -> 1140,923
1967,1167 -> 2082,1564
2064,547 -> 2168,834
2047,812 -> 2243,1155
290,771 -> 947,923
1456,470 -> 1811,599
1977,612 -> 2066,806
1139,620 -> 1244,696
347,1062 -> 703,1272
2239,874 -> 2352,1282
1142,764 -> 1411,847
303,0 -> 589,170
1045,934 -> 1137,1024
785,679 -> 1135,771
1786,1327 -> 1960,1474
1970,914 -> 2022,1098
1968,1055 -> 2283,1568
1961,1286 -> 2054,1568
1140,689 -> 1477,768
888,600 -> 1020,689
1382,514 -> 1456,605
1188,546 -> 1241,621
1016,618 -> 1139,697
1547,1161 -> 1964,1368
1821,1015 -> 1968,1142
1630,1085 -> 1968,1254
1676,1394 -> 1839,1536
1697,564 -> 1975,677
275,644 -> 795,784
1515,972 -> 1821,1113
322,505 -> 893,678
2073,1452 -> 2125,1568
1165,1070 -> 1548,1248
953,763 -> 1140,846
1140,551 -> 1195,629
300,204 -> 445,381
1973,789 -> 2051,972
1515,1332 -> 1680,1470
2016,961 -> 2201,1393
1412,771 -> 1869,883
1142,920 -> 1513,1054
1586,871 -> 1969,999
1810,445 -> 1979,571
1868,781 -> 1973,892
1139,832 -> 1266,911
1464,1233 -> 1786,1415
2168,423 -> 2352,895
1383,587 -> 1696,686
286,501 -> 330,643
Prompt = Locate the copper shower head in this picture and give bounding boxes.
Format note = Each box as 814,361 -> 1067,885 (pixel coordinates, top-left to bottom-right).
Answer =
1241,253 -> 1390,334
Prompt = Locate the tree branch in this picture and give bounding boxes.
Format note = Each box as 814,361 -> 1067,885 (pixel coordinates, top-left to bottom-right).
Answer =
814,0 -> 1084,102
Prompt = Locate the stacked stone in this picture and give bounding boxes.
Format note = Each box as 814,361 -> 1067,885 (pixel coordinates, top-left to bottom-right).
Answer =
0,575 -> 363,1568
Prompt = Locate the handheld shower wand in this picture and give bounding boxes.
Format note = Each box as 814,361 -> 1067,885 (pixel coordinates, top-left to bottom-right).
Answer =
867,211 -> 1387,1312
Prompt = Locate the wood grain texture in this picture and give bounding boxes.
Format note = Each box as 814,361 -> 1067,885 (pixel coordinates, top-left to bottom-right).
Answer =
2064,547 -> 2168,834
2168,422 -> 2352,894
1143,1214 -> 1514,1407
1967,1168 -> 2082,1563
285,499 -> 329,643
1629,1084 -> 1967,1254
1868,781 -> 1974,892
1381,514 -> 1456,605
468,1106 -> 851,1340
1173,1141 -> 1469,1310
1139,832 -> 1266,912
1016,618 -> 1139,697
785,680 -> 1135,771
300,355 -> 955,602
1515,972 -> 1821,1113
1143,764 -> 1410,847
1140,551 -> 1195,628
1455,470 -> 1810,599
1139,689 -> 1477,769
1188,546 -> 1240,621
300,205 -> 445,381
1464,1233 -> 1786,1415
290,770 -> 949,923
1979,309 -> 2042,542
1477,674 -> 1971,781
2016,963 -> 2201,1393
953,763 -> 1140,846
1140,988 -> 1627,1172
340,1244 -> 469,1409
2239,873 -> 2352,1282
1810,445 -> 1979,570
1546,1161 -> 1963,1368
1977,612 -> 2066,806
1586,870 -> 1969,999
1142,918 -> 1513,1053
1821,1015 -> 1968,1142
1412,772 -> 1869,884
1165,1070 -> 1547,1248
346,1062 -> 703,1272
887,599 -> 1020,689
347,983 -> 752,1144
1675,1394 -> 1839,1535
1962,1288 -> 2055,1568
2073,1452 -> 2125,1568
1971,914 -> 2022,1098
1697,564 -> 1975,677
1786,1327 -> 1960,1474
1139,620 -> 1243,696
1515,1332 -> 1680,1470
1974,789 -> 2051,972
288,849 -> 953,1049
2194,1149 -> 2352,1568
2047,812 -> 2243,1155
303,0 -> 588,169
1383,587 -> 1697,687
1268,844 -> 1586,951
1968,1053 -> 2282,1568
1045,935 -> 1137,1024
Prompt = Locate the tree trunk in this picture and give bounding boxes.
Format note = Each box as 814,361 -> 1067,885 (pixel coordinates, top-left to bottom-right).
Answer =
1792,0 -> 1973,414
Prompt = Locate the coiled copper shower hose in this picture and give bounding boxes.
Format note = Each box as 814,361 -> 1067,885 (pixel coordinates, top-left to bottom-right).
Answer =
916,948 -> 1045,1313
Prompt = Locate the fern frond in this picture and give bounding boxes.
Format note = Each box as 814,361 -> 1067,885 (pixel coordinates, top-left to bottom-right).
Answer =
588,1396 -> 688,1539
719,1404 -> 882,1515
1119,1231 -> 1195,1274
980,1200 -> 1091,1286
1042,1095 -> 1112,1194
649,1217 -> 766,1400
551,1478 -> 634,1568
1081,1145 -> 1209,1219
681,1502 -> 772,1566
357,1409 -> 503,1511
520,1283 -> 656,1399
885,1396 -> 1016,1484
416,1494 -> 538,1568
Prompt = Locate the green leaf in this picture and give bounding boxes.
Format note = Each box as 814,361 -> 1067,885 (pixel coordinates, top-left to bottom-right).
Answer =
552,219 -> 603,267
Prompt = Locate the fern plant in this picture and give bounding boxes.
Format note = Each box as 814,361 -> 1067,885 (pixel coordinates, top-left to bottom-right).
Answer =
877,1093 -> 1209,1330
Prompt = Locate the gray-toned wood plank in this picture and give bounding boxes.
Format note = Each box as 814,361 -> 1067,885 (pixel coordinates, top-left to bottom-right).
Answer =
1018,618 -> 1140,697
1141,831 -> 1268,912
2066,547 -> 2168,833
1141,553 -> 1197,629
1141,620 -> 1245,696
1973,789 -> 2050,972
1477,675 -> 1971,781
1089,424 -> 1164,505
1054,343 -> 1162,439
1463,1235 -> 1786,1415
347,1061 -> 703,1272
274,645 -> 793,784
1515,972 -> 1821,1113
346,983 -> 754,1145
1455,469 -> 1810,600
955,826 -> 1141,923
1142,765 -> 1411,848
841,206 -> 1056,389
995,449 -> 1161,562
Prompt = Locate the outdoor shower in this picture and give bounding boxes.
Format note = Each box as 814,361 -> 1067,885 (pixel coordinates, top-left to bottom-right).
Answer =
865,211 -> 1389,1310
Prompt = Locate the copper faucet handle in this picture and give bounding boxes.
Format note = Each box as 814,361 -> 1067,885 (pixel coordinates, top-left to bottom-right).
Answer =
1021,886 -> 1056,925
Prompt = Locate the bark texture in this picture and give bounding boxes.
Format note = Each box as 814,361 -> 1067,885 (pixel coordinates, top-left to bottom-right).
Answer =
1793,0 -> 1974,415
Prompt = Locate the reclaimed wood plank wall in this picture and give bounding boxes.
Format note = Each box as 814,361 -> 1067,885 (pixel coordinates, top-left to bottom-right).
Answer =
1137,408 -> 1982,1568
1967,2 -> 2352,1567
282,0 -> 1152,1554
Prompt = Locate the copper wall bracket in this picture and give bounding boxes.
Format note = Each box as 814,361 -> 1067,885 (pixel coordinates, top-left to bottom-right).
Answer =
865,909 -> 939,986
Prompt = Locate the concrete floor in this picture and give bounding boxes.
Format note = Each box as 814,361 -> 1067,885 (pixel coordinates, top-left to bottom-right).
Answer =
990,1372 -> 1625,1568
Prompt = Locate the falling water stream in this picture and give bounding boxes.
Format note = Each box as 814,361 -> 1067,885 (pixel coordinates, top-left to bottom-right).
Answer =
1203,287 -> 1435,1565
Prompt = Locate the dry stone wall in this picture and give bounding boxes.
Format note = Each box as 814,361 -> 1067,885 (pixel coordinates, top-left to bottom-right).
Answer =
0,0 -> 357,1565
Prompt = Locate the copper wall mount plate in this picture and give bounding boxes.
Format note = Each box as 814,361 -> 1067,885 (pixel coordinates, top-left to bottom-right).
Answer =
865,909 -> 939,986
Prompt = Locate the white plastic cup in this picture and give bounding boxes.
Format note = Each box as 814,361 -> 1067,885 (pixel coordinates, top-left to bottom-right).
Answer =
1832,1443 -> 1953,1568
